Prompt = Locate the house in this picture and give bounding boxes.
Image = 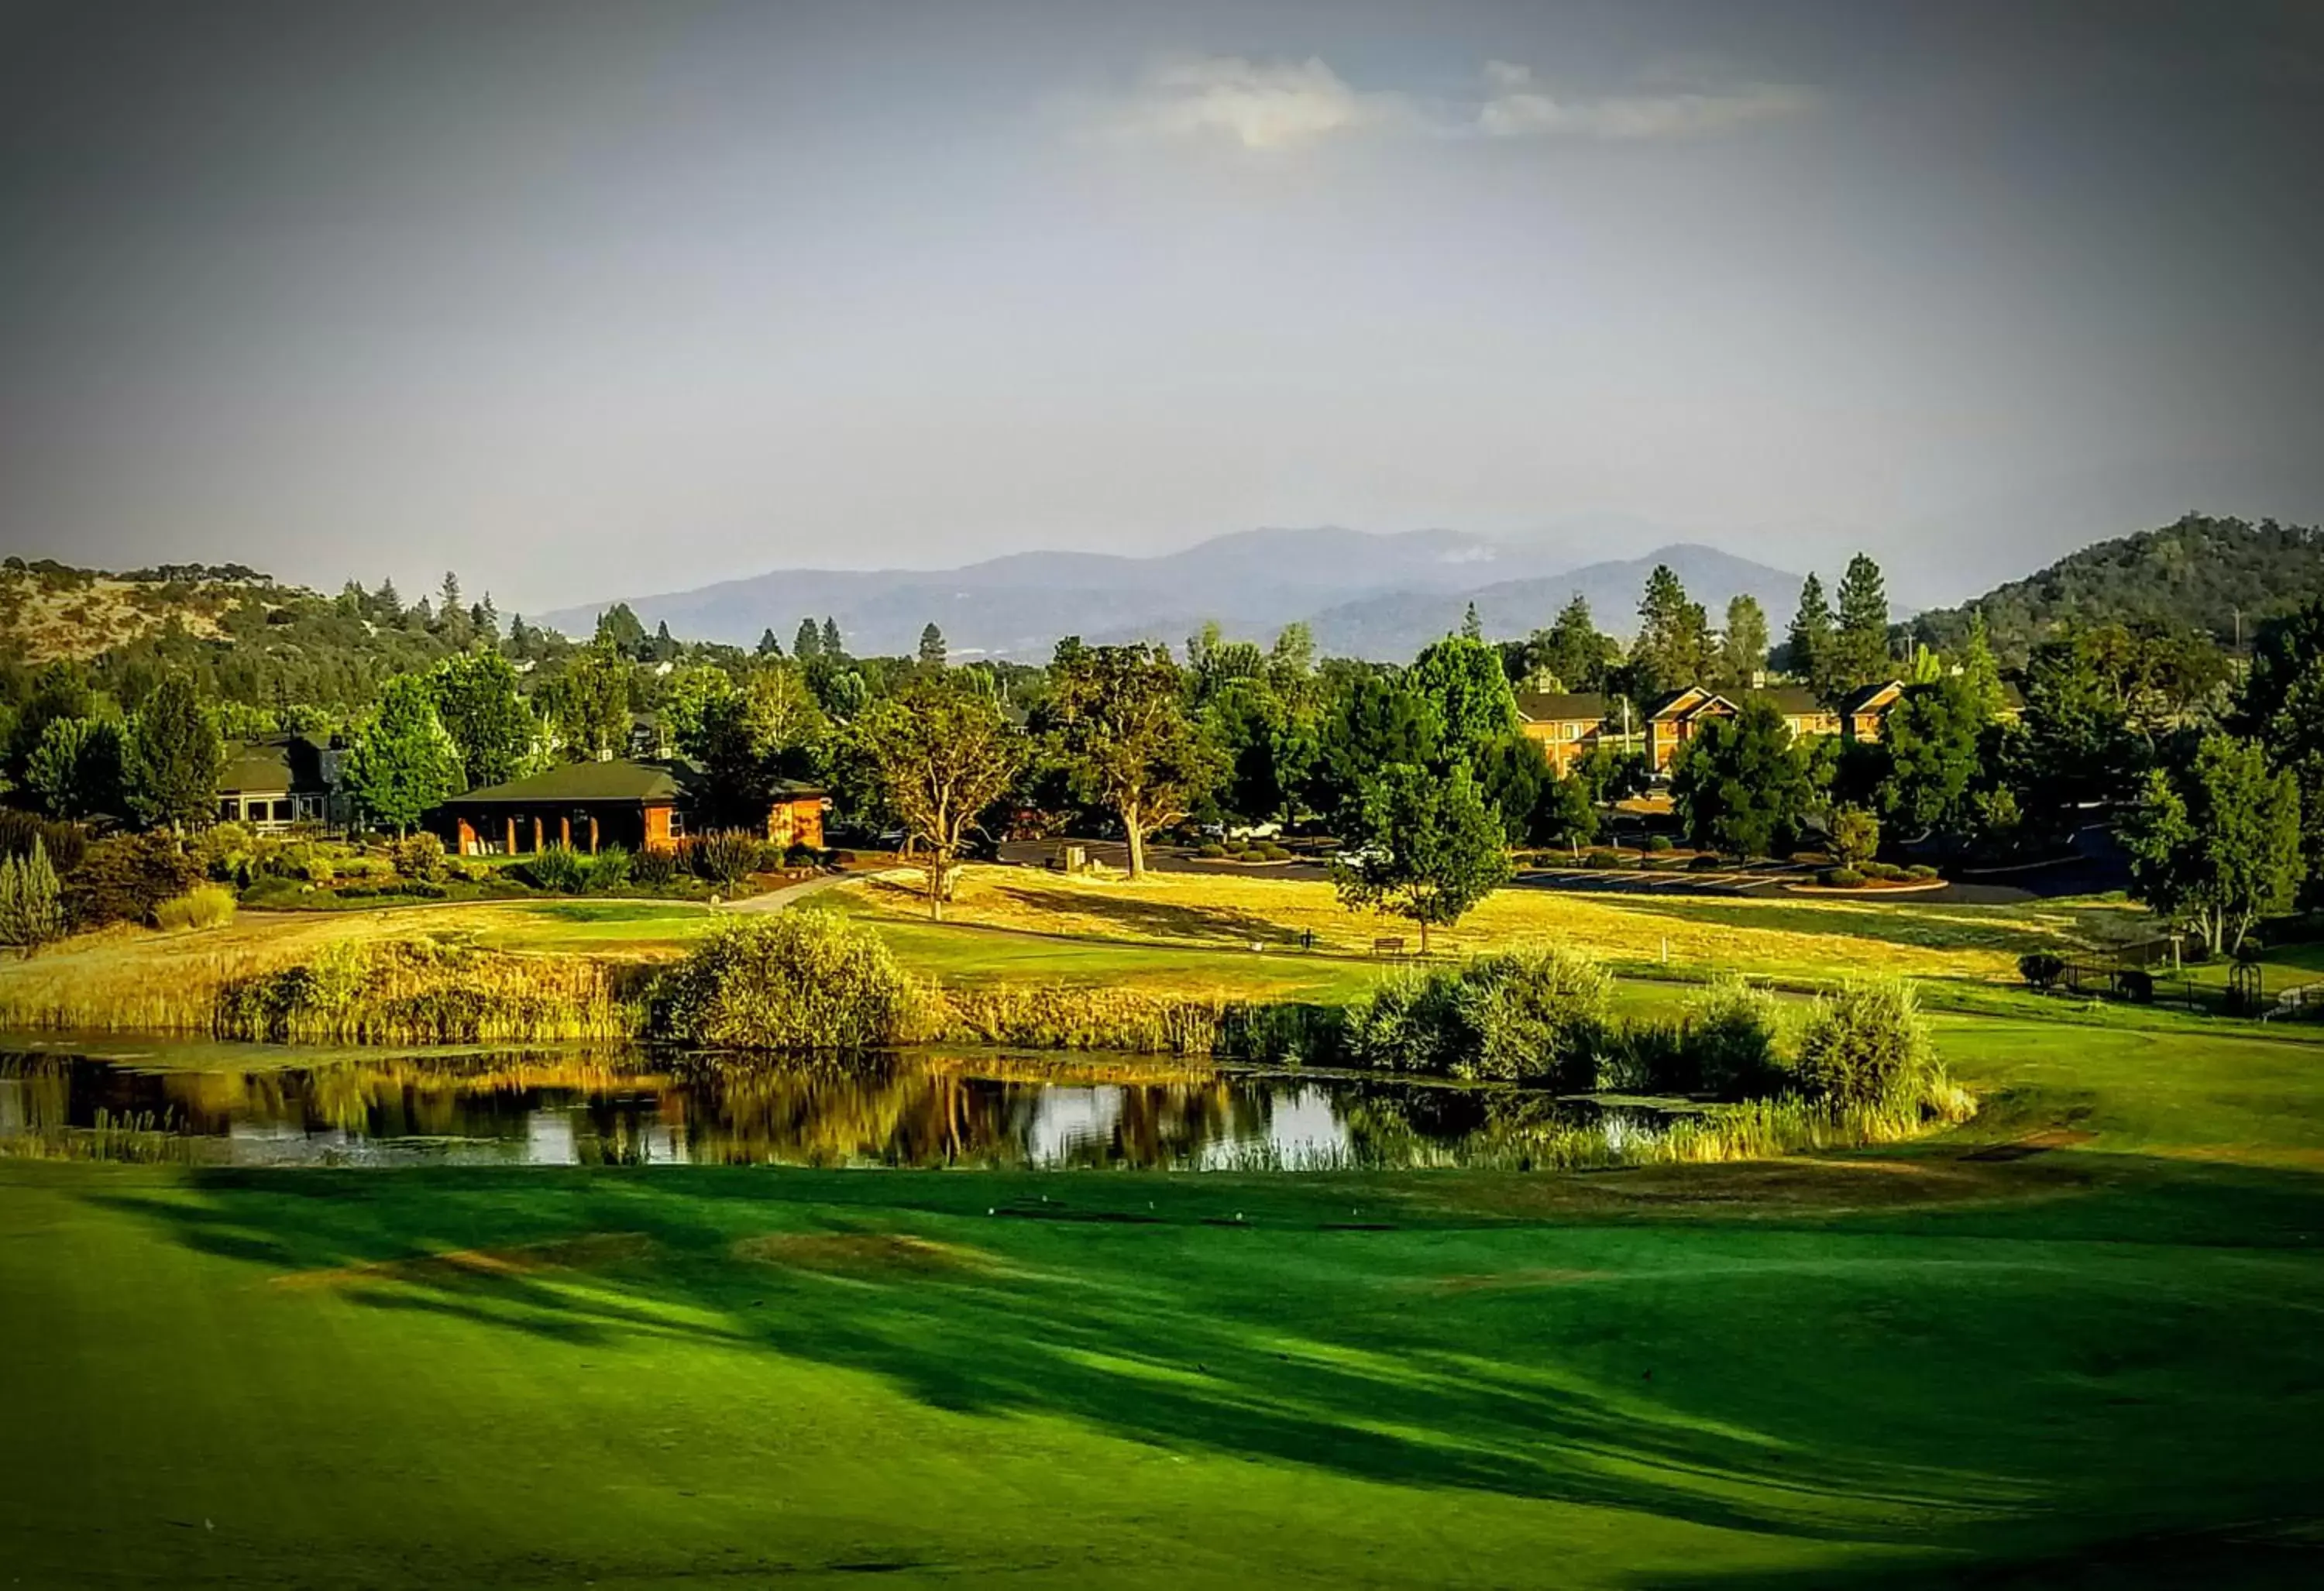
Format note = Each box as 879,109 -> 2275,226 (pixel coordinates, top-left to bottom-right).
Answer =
434,758 -> 825,857
1841,681 -> 1906,742
1514,692 -> 1615,775
1643,686 -> 1844,774
215,735 -> 342,833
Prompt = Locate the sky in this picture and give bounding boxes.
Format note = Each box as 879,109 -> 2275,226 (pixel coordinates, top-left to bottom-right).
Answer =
2,0 -> 2320,617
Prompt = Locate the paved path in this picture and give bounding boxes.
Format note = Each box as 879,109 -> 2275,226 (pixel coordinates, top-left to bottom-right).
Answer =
717,868 -> 909,913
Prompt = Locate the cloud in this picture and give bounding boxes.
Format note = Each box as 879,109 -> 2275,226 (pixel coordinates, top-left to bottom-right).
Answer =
1078,54 -> 1812,152
1093,55 -> 1414,151
1476,64 -> 1816,141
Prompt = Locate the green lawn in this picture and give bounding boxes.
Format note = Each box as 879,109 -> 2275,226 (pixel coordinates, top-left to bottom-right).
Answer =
8,994 -> 2324,1585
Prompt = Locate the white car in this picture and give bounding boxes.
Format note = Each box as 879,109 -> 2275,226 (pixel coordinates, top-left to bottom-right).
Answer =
1226,821 -> 1282,841
1331,844 -> 1384,868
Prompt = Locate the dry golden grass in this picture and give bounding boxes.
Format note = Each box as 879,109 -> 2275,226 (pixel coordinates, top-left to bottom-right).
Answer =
854,866 -> 2037,984
0,572 -> 233,659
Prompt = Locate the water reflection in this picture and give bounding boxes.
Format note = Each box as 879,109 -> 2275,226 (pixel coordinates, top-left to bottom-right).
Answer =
0,1046 -> 1685,1171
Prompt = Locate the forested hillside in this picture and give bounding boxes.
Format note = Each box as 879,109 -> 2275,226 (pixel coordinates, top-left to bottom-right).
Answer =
1908,514 -> 2324,662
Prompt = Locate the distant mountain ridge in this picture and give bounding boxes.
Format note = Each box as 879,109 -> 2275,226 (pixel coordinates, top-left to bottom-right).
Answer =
1906,514 -> 2324,661
538,527 -> 1806,661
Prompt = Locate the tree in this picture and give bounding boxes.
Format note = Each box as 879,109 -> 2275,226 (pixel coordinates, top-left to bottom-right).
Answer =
0,838 -> 64,950
342,675 -> 463,834
1830,553 -> 1893,692
1204,678 -> 1294,824
1530,594 -> 1615,692
1310,672 -> 1442,828
1784,574 -> 1834,688
756,627 -> 785,659
1958,613 -> 2006,717
2265,655 -> 2324,904
1719,594 -> 1769,688
2124,735 -> 2303,957
1043,641 -> 1218,878
662,665 -> 740,758
820,617 -> 843,659
593,603 -> 648,656
1669,699 -> 1813,859
1829,806 -> 1881,870
122,674 -> 222,831
1461,602 -> 1484,642
541,646 -> 633,761
429,651 -> 536,789
1535,771 -> 1599,854
1629,565 -> 1711,706
793,618 -> 823,662
1408,634 -> 1519,769
696,665 -> 825,826
852,676 -> 1019,919
1878,676 -> 1989,838
1333,763 -> 1511,953
1472,734 -> 1550,845
917,623 -> 947,670
23,716 -> 124,820
2016,628 -> 2147,828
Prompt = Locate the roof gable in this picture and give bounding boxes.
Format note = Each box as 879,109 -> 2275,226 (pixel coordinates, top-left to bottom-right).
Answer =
451,758 -> 693,805
1514,691 -> 1611,724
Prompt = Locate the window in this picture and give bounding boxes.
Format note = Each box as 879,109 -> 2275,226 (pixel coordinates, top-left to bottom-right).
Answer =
667,809 -> 688,839
218,798 -> 240,823
273,799 -> 295,823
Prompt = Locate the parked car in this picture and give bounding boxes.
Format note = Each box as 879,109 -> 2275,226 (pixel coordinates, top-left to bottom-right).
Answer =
1226,821 -> 1282,841
1331,844 -> 1384,868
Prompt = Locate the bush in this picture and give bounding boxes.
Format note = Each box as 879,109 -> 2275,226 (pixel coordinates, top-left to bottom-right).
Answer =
0,809 -> 87,876
268,844 -> 336,886
784,842 -> 820,868
392,832 -> 448,881
338,855 -> 392,881
1340,948 -> 1609,1087
2113,967 -> 2155,1004
1686,854 -> 1727,871
1820,867 -> 1865,888
447,857 -> 492,884
520,844 -> 589,893
1260,842 -> 1292,861
1905,864 -> 1940,881
1594,1019 -> 1684,1094
1862,861 -> 1906,882
0,838 -> 65,949
585,845 -> 633,892
1582,849 -> 1624,869
1793,980 -> 1942,1112
1645,834 -> 1674,853
691,829 -> 761,889
651,909 -> 915,1049
1197,842 -> 1228,859
62,833 -> 201,931
2018,952 -> 2065,991
150,883 -> 237,932
630,847 -> 682,890
1683,978 -> 1786,1098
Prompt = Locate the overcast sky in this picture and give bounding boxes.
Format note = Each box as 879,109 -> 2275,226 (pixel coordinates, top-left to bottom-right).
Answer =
2,0 -> 2320,615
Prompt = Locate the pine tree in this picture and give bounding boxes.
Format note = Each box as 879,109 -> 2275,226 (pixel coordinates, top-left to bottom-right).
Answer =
1959,613 -> 2005,716
1721,594 -> 1769,687
756,627 -> 784,658
820,617 -> 843,658
1832,553 -> 1893,690
1786,574 -> 1834,687
1461,602 -> 1484,642
918,623 -> 947,669
1631,565 -> 1710,703
794,618 -> 823,661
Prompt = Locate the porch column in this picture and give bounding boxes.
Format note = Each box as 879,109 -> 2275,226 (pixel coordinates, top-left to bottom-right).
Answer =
532,816 -> 544,853
505,816 -> 517,855
561,816 -> 572,849
588,815 -> 600,855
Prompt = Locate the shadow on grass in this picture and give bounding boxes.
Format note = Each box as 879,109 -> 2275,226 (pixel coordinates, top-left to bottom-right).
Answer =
986,880 -> 1305,949
77,1150 -> 2324,1572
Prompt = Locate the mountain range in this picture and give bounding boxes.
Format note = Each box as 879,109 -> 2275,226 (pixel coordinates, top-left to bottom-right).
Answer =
537,529 -> 1812,661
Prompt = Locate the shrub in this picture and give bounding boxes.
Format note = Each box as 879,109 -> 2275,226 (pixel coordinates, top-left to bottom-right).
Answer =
1906,864 -> 1940,881
337,855 -> 391,881
1862,861 -> 1905,882
150,883 -> 237,932
630,847 -> 682,890
1683,978 -> 1785,1099
1820,867 -> 1865,888
520,844 -> 589,893
1340,948 -> 1609,1087
0,838 -> 66,949
61,833 -> 201,930
447,857 -> 492,884
1582,850 -> 1624,869
1829,806 -> 1881,871
784,842 -> 821,868
2018,952 -> 2065,991
1197,842 -> 1227,859
652,909 -> 914,1050
585,845 -> 633,892
0,809 -> 87,876
691,829 -> 761,889
1686,854 -> 1727,871
1793,980 -> 1942,1113
1594,1019 -> 1684,1094
1645,834 -> 1674,853
1260,843 -> 1292,861
391,832 -> 449,881
268,843 -> 336,885
2113,967 -> 2155,1004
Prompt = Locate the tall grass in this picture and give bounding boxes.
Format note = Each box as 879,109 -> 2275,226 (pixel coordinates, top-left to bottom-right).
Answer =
216,939 -> 645,1044
151,884 -> 237,933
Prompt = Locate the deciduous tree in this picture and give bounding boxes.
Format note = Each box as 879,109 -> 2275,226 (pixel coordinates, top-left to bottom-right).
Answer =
429,651 -> 537,789
122,674 -> 222,831
853,676 -> 1019,919
1670,699 -> 1812,860
2124,734 -> 2302,957
1043,641 -> 1217,878
342,675 -> 464,835
1333,763 -> 1511,953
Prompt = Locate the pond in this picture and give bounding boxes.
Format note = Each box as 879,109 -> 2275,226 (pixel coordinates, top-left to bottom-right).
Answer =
0,1040 -> 1697,1171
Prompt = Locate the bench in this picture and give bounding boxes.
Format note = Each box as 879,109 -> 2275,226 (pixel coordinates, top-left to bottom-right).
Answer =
1372,936 -> 1405,957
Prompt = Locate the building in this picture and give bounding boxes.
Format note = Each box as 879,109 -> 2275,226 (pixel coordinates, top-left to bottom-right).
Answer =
1514,691 -> 1616,775
1841,681 -> 1907,742
434,758 -> 825,857
215,735 -> 341,833
1643,686 -> 1843,774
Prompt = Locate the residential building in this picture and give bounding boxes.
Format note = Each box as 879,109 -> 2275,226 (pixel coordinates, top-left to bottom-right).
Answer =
215,735 -> 342,833
434,758 -> 824,856
1643,686 -> 1843,774
1514,691 -> 1615,775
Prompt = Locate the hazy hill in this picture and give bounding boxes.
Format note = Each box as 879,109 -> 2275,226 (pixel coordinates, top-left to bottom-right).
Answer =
1302,543 -> 1809,658
537,527 -> 1800,661
1906,514 -> 2324,661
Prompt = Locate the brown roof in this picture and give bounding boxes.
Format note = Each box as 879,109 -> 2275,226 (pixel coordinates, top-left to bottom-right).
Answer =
444,758 -> 825,808
218,735 -> 329,795
1514,691 -> 1612,724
